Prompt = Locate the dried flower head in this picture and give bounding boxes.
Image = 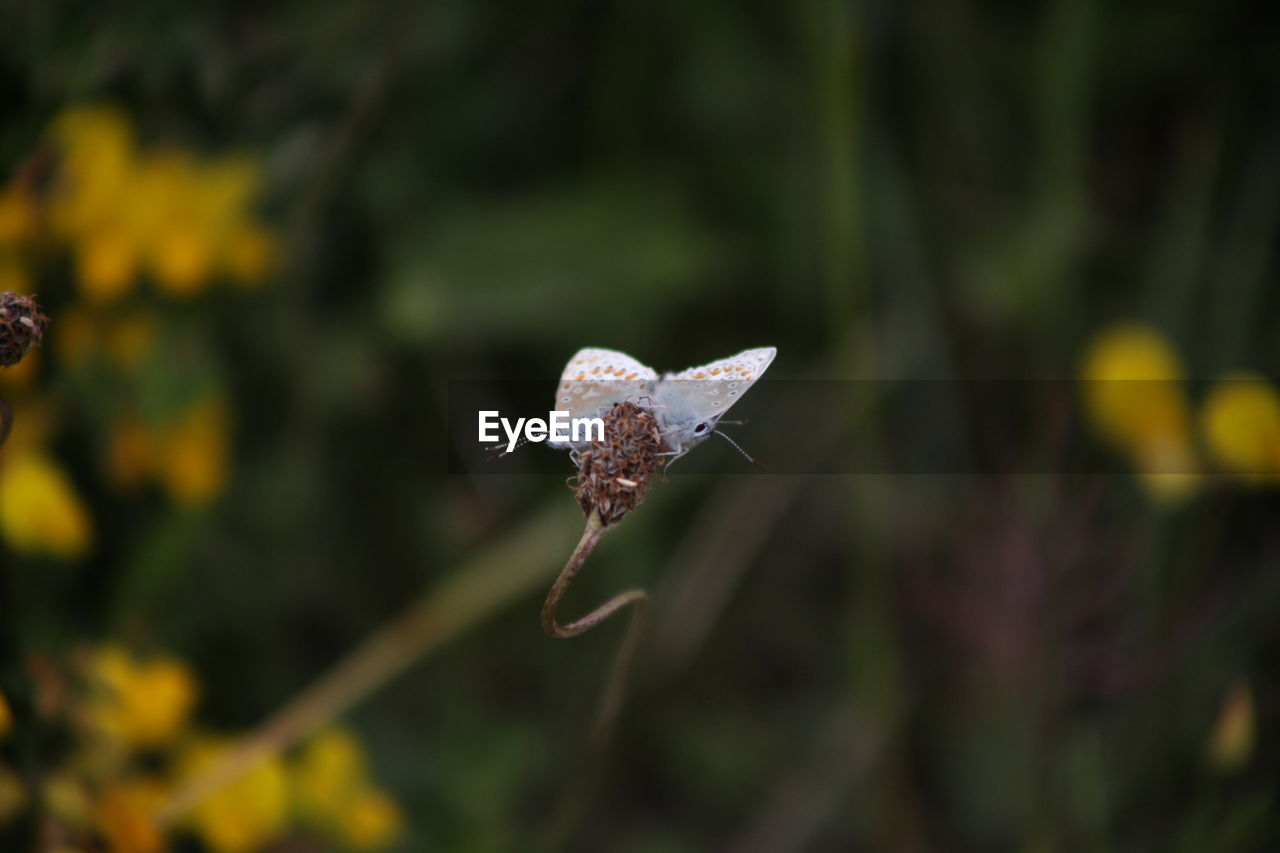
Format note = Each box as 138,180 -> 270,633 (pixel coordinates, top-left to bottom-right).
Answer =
572,401 -> 663,526
0,292 -> 48,368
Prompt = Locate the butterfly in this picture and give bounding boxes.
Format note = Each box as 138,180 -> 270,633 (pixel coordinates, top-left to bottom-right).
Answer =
549,346 -> 777,463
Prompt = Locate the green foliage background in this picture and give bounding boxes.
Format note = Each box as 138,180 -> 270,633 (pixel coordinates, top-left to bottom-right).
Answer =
3,0 -> 1280,850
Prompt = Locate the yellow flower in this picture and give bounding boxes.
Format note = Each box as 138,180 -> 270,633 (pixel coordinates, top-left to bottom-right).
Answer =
146,154 -> 268,296
85,646 -> 198,749
150,223 -> 214,296
338,786 -> 403,851
0,186 -> 35,244
134,151 -> 216,296
154,396 -> 231,506
96,778 -> 168,853
292,727 -> 367,820
49,104 -> 137,239
292,728 -> 402,850
76,226 -> 141,303
1206,679 -> 1255,773
43,105 -> 275,299
0,451 -> 93,559
1081,324 -> 1197,500
0,691 -> 10,739
176,736 -> 289,853
1201,373 -> 1280,483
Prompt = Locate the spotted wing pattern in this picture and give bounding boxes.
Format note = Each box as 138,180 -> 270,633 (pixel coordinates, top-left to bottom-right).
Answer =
549,348 -> 658,448
658,346 -> 776,419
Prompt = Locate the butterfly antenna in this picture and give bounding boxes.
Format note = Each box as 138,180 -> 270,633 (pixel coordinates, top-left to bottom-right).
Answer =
485,437 -> 530,462
714,430 -> 765,470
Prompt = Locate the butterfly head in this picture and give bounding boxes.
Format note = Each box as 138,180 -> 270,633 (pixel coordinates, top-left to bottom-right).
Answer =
659,413 -> 720,458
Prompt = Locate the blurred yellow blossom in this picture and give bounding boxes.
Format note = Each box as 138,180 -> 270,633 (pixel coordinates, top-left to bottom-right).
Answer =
49,104 -> 137,242
146,154 -> 258,296
177,736 -> 289,853
1206,679 -> 1255,773
154,395 -> 232,506
41,103 -> 278,300
0,452 -> 93,559
0,691 -> 10,739
1081,324 -> 1198,500
0,186 -> 35,244
339,786 -> 403,851
151,223 -> 213,296
293,728 -> 403,851
96,778 -> 168,853
85,646 -> 198,749
101,394 -> 233,504
1201,373 -> 1280,483
292,727 -> 367,819
76,226 -> 141,303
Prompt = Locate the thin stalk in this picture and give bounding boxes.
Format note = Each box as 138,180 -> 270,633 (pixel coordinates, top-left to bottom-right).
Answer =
539,510 -> 651,848
541,511 -> 650,744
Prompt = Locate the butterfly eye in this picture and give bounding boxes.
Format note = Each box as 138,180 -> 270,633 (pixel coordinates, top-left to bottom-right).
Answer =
693,422 -> 710,435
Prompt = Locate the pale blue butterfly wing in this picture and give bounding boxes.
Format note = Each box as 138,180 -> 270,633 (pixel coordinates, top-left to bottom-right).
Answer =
548,347 -> 658,450
653,346 -> 776,459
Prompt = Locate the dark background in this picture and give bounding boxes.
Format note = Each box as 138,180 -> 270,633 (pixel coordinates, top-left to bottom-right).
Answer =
2,1 -> 1279,850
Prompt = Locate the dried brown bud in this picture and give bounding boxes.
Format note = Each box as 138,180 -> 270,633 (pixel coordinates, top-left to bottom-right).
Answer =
0,292 -> 49,368
572,401 -> 663,526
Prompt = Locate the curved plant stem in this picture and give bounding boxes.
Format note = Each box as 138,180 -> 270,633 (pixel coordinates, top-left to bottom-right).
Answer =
540,511 -> 652,848
540,512 -> 650,744
542,512 -> 638,638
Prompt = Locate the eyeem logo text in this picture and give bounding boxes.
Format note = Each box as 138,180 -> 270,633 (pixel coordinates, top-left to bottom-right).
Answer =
478,411 -> 605,453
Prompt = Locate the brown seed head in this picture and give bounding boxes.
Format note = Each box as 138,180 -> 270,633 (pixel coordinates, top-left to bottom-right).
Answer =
572,401 -> 663,526
0,292 -> 49,368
